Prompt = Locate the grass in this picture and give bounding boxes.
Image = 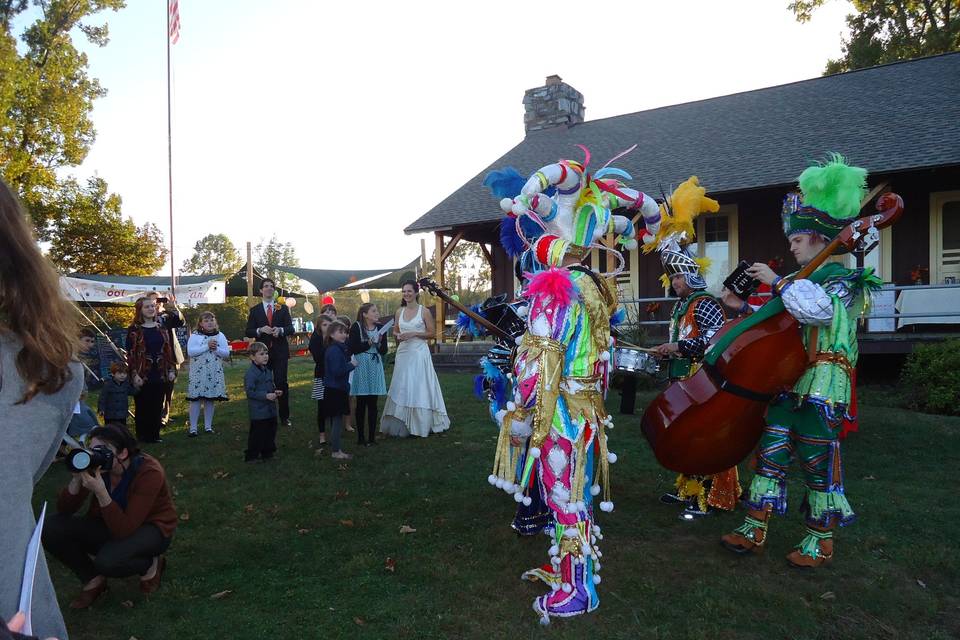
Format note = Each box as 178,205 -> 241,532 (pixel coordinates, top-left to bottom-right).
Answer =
36,358 -> 960,639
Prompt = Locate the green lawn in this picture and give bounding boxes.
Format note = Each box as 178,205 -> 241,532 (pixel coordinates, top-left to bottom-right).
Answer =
36,358 -> 960,639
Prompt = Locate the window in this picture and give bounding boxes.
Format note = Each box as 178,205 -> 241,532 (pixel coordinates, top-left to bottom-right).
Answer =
930,192 -> 960,284
687,205 -> 738,293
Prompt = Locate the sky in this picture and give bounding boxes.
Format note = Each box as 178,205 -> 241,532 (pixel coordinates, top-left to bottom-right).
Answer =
53,0 -> 853,276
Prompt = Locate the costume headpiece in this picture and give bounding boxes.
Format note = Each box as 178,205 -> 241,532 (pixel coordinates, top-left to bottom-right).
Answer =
484,145 -> 661,275
782,153 -> 867,253
641,176 -> 719,291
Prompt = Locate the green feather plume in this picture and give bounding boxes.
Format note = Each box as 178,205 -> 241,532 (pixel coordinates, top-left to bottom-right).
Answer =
797,153 -> 867,220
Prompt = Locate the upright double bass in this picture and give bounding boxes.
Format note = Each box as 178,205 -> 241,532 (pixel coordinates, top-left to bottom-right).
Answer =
641,192 -> 903,476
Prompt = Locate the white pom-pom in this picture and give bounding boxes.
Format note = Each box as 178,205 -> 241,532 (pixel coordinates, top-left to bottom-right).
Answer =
499,197 -> 514,212
550,582 -> 560,591
600,501 -> 614,512
488,474 -> 498,486
590,484 -> 601,496
561,583 -> 572,593
514,491 -> 524,503
593,574 -> 602,584
515,336 -> 523,346
548,544 -> 559,557
503,482 -> 516,494
594,561 -> 602,571
506,401 -> 517,412
494,478 -> 505,489
522,496 -> 532,506
539,614 -> 551,626
517,305 -> 529,317
623,238 -> 638,251
599,351 -> 610,362
529,446 -> 541,459
593,525 -> 601,534
607,452 -> 618,464
551,556 -> 561,566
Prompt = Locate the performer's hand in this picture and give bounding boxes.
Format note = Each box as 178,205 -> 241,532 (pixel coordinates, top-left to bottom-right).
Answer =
132,374 -> 144,388
720,287 -> 744,311
654,342 -> 680,356
746,262 -> 778,285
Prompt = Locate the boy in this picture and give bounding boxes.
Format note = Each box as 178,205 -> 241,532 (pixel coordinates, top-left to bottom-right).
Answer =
244,342 -> 282,462
98,361 -> 137,424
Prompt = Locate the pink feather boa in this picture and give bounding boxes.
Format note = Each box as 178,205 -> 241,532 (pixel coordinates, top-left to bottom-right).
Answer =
524,267 -> 576,312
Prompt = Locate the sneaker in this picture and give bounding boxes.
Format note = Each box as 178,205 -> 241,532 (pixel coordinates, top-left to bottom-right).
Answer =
188,432 -> 198,438
331,451 -> 353,460
679,503 -> 712,521
659,492 -> 684,505
204,429 -> 215,435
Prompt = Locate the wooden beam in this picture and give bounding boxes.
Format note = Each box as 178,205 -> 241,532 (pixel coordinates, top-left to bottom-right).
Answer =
439,231 -> 464,263
861,181 -> 889,209
434,232 -> 445,346
479,242 -> 493,267
420,238 -> 427,274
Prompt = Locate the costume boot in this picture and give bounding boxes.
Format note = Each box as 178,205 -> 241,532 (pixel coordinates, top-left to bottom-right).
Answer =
721,506 -> 771,554
531,525 -> 598,623
786,525 -> 834,568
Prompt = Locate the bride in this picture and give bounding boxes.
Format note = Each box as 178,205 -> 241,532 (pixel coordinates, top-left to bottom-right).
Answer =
380,280 -> 450,437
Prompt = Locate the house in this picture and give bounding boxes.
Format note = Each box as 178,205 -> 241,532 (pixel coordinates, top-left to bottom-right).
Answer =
405,54 -> 960,351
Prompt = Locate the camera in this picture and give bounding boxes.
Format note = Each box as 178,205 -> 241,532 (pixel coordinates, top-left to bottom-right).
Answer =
66,445 -> 115,474
155,297 -> 169,304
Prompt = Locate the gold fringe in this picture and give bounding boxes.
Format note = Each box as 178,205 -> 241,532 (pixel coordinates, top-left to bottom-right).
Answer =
570,436 -> 587,507
491,409 -> 519,481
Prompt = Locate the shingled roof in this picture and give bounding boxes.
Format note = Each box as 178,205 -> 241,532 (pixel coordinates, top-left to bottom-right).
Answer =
405,52 -> 960,234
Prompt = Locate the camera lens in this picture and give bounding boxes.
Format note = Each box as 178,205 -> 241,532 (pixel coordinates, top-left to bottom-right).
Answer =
69,450 -> 92,472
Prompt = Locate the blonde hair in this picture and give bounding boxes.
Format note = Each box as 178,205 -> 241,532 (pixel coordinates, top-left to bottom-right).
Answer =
0,179 -> 78,403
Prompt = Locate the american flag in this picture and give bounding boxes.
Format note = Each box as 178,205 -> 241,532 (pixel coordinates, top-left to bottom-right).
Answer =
168,0 -> 180,44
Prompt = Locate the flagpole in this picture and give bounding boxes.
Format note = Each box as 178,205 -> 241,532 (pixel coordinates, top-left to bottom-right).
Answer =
166,0 -> 176,297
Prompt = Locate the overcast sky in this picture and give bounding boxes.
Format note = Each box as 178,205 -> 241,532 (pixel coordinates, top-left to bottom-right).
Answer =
62,0 -> 853,275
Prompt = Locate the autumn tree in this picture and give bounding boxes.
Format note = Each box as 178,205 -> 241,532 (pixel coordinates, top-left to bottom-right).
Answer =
254,235 -> 301,291
791,0 -> 959,73
47,176 -> 167,275
182,233 -> 243,276
0,0 -> 126,236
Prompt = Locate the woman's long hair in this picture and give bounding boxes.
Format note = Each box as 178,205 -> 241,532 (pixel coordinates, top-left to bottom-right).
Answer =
400,280 -> 419,307
0,179 -> 77,403
131,297 -> 157,327
356,303 -> 376,325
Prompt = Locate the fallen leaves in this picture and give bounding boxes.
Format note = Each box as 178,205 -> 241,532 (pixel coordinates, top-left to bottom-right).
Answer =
339,519 -> 354,527
120,600 -> 134,608
179,512 -> 190,522
863,475 -> 877,481
210,590 -> 232,600
384,557 -> 396,572
174,472 -> 184,479
917,578 -> 927,589
297,528 -> 310,535
820,591 -> 836,600
399,524 -> 416,534
335,490 -> 349,500
212,470 -> 230,480
243,504 -> 256,514
353,617 -> 365,626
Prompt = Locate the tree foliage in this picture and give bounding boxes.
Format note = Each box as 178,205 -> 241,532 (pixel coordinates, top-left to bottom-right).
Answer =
182,233 -> 243,276
790,0 -> 959,73
254,235 -> 301,291
0,0 -> 126,236
444,241 -> 492,303
47,176 -> 166,275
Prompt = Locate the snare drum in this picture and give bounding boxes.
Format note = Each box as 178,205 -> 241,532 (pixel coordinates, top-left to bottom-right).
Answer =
613,347 -> 660,376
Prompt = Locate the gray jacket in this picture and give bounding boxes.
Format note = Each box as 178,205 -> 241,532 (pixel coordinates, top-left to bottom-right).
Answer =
244,363 -> 277,420
0,332 -> 83,640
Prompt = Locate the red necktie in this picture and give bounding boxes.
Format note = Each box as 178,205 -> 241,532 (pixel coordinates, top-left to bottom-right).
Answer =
266,304 -> 274,325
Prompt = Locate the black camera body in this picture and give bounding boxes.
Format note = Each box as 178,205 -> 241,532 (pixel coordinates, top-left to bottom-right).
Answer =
66,445 -> 115,474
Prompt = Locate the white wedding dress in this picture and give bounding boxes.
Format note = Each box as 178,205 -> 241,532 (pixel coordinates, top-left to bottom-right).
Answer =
380,304 -> 450,437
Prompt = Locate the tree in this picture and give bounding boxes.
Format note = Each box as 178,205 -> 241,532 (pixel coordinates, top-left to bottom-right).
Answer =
444,241 -> 492,304
47,176 -> 167,275
790,1 -> 960,73
254,235 -> 300,291
182,233 -> 243,276
0,0 -> 125,237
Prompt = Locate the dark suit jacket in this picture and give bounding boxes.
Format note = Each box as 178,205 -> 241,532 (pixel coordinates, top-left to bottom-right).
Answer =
245,302 -> 295,360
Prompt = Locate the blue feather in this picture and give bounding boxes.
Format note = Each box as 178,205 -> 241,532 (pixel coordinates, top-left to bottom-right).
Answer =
473,375 -> 486,399
610,307 -> 627,326
456,311 -> 472,331
595,167 -> 633,181
483,167 -> 526,200
499,218 -> 527,258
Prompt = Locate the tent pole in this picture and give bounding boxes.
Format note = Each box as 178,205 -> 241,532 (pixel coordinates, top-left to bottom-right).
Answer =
246,242 -> 254,300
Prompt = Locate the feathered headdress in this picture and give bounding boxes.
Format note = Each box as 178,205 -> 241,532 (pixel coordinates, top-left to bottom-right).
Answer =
783,154 -> 868,253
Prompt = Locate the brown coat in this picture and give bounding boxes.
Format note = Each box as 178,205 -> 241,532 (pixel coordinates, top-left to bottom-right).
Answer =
57,454 -> 178,539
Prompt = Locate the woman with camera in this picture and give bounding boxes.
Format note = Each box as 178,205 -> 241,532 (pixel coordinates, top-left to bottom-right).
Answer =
0,180 -> 83,640
42,423 -> 178,609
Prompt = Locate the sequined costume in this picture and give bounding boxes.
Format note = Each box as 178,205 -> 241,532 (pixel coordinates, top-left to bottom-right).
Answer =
721,155 -> 883,567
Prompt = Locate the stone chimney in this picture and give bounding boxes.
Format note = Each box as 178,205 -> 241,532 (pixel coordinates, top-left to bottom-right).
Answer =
523,75 -> 585,134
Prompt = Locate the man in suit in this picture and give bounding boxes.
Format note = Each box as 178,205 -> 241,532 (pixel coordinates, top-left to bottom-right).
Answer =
245,278 -> 295,425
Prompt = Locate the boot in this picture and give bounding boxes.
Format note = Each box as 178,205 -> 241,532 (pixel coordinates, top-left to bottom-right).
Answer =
786,525 -> 834,568
721,507 -> 771,554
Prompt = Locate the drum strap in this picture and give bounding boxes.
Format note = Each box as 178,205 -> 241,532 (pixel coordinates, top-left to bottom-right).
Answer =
702,362 -> 776,403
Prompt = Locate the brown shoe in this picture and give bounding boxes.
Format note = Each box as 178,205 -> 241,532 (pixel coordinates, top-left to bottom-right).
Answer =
720,508 -> 770,555
786,531 -> 834,568
140,555 -> 166,594
720,531 -> 765,554
69,581 -> 108,609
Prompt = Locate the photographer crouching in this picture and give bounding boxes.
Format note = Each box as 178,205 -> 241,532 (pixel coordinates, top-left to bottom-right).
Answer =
42,424 -> 177,609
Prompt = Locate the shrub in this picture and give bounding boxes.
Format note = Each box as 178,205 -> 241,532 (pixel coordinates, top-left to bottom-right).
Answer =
899,339 -> 960,415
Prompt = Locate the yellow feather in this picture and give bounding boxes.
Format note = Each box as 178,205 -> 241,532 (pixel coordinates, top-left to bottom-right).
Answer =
643,176 -> 720,253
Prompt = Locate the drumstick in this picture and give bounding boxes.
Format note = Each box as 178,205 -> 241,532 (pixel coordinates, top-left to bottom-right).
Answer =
615,342 -> 658,354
